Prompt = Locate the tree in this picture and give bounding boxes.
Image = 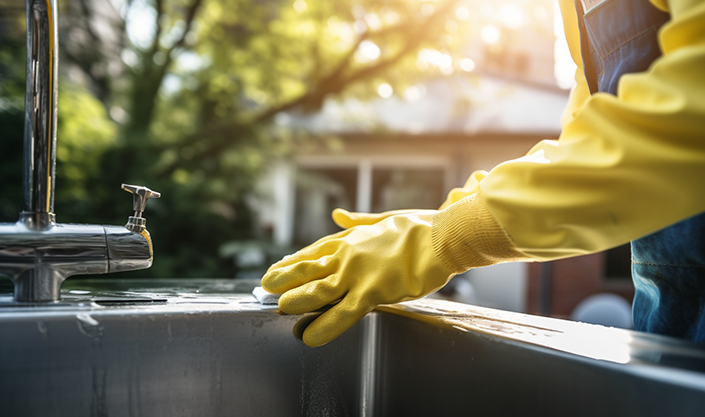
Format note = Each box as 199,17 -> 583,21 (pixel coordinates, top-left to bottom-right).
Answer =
1,0 -> 485,278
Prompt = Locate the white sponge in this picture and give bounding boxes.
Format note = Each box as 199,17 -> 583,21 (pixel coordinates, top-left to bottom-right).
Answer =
252,286 -> 281,305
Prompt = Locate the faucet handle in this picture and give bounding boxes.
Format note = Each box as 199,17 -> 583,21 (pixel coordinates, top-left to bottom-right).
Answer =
121,184 -> 161,232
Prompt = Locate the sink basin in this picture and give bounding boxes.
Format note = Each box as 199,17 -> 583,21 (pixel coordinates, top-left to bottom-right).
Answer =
2,279 -> 705,416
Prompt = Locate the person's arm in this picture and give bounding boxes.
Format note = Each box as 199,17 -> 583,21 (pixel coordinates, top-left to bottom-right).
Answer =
262,0 -> 705,347
434,0 -> 705,271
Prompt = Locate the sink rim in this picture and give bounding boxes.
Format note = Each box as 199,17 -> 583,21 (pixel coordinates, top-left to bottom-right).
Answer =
2,278 -> 705,384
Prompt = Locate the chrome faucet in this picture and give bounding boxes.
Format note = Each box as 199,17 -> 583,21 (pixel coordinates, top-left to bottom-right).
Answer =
0,0 -> 160,302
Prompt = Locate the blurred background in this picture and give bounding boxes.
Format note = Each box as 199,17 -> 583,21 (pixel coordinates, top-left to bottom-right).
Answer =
0,0 -> 632,325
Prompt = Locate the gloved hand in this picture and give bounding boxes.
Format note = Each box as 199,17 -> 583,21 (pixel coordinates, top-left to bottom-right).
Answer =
261,212 -> 456,347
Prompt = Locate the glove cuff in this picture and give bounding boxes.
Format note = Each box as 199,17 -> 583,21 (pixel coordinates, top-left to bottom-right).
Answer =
431,192 -> 531,273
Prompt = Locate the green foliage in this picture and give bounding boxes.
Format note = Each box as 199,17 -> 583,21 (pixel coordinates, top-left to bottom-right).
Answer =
55,84 -> 118,206
0,107 -> 23,222
188,0 -> 468,116
0,9 -> 29,222
0,0 -> 476,279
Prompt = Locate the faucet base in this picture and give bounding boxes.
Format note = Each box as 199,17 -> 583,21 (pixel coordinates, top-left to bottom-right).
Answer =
13,269 -> 63,302
19,212 -> 55,231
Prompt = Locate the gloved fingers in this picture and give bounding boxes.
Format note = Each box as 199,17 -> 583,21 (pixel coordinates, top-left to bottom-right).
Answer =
300,296 -> 373,347
266,231 -> 351,272
332,208 -> 419,229
262,255 -> 338,294
277,274 -> 346,315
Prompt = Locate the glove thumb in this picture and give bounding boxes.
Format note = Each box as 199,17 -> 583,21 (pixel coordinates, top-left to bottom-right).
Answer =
332,209 -> 384,229
332,208 -> 428,229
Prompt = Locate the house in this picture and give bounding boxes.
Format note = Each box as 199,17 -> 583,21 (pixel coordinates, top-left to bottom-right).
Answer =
249,0 -> 634,326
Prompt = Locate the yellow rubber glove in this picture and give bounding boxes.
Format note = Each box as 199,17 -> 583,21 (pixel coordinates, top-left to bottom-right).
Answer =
331,208 -> 434,229
261,212 -> 456,347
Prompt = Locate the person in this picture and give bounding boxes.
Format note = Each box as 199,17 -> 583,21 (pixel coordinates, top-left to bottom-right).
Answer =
262,0 -> 705,347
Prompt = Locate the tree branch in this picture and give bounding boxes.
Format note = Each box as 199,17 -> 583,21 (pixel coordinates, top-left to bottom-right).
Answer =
124,0 -> 205,136
167,0 -> 203,55
154,0 -> 204,83
154,0 -> 460,177
149,0 -> 165,58
76,0 -> 103,48
258,0 -> 459,122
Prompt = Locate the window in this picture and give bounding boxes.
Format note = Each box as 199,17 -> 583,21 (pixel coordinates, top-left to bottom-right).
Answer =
371,168 -> 445,212
293,167 -> 357,246
292,165 -> 447,246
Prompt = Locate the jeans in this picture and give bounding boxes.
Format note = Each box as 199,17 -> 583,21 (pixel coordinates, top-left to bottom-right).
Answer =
576,0 -> 705,343
632,215 -> 705,343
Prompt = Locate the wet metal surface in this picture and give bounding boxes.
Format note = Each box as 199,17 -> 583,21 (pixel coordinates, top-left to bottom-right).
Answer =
1,279 -> 705,416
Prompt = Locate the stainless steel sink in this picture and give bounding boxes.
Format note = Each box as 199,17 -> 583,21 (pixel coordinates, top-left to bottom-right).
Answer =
2,279 -> 705,416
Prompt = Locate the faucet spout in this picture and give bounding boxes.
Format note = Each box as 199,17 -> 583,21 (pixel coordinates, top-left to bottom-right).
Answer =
0,1 -> 160,303
0,223 -> 155,302
23,0 -> 58,231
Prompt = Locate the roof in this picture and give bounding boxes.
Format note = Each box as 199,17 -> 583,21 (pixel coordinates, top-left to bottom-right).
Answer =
276,75 -> 570,136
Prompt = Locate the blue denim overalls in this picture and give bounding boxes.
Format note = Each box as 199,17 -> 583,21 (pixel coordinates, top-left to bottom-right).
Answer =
575,0 -> 705,343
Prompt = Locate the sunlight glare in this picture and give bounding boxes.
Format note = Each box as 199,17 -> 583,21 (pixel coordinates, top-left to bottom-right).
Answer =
403,86 -> 424,101
421,4 -> 434,16
364,13 -> 382,31
126,0 -> 156,50
353,20 -> 367,34
418,48 -> 452,72
554,1 -> 577,89
557,328 -> 633,364
455,6 -> 469,21
293,0 -> 307,13
352,5 -> 366,19
438,53 -> 452,69
460,58 -> 475,72
378,83 -> 393,98
481,24 -> 501,45
499,4 -> 525,29
358,40 -> 381,61
381,9 -> 400,24
177,52 -> 205,72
